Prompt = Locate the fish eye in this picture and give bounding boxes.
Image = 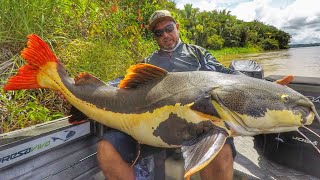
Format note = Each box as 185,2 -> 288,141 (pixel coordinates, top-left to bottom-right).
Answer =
281,94 -> 289,102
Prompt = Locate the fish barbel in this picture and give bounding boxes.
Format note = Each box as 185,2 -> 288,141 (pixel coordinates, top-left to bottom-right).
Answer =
3,34 -> 320,179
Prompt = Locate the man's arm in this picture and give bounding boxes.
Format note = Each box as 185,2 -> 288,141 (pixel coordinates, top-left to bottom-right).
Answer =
195,45 -> 235,74
203,50 -> 235,74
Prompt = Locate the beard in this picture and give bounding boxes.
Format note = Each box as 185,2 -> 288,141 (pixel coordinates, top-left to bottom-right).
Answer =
161,38 -> 177,50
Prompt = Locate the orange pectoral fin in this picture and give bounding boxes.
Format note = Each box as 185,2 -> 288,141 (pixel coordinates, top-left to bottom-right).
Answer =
275,75 -> 294,86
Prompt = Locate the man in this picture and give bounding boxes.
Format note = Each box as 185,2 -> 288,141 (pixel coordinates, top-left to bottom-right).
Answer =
97,10 -> 236,180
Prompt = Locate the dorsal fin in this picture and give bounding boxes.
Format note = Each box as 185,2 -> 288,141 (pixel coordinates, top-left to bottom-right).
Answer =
74,72 -> 106,86
119,63 -> 168,89
275,75 -> 294,86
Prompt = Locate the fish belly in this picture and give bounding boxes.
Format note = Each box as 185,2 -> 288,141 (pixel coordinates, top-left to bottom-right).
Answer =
118,103 -> 215,148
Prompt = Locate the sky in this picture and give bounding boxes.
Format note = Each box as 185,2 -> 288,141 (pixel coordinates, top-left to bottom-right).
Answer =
175,0 -> 320,44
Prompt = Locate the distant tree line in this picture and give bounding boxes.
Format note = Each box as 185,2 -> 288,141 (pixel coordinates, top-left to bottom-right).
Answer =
175,4 -> 291,50
290,43 -> 320,48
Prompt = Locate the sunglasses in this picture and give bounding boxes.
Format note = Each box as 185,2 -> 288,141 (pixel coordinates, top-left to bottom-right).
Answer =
153,24 -> 175,37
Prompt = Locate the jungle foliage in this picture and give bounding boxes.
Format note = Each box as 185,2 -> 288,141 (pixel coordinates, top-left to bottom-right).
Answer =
0,0 -> 291,132
178,5 -> 291,50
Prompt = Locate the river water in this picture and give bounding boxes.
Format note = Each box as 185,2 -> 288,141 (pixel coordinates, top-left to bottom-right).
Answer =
220,46 -> 320,78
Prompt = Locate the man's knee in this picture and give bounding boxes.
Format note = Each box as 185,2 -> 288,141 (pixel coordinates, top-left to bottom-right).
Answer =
97,139 -> 126,171
200,144 -> 234,180
214,144 -> 234,168
97,139 -> 115,161
99,130 -> 137,163
97,136 -> 135,179
97,139 -> 111,151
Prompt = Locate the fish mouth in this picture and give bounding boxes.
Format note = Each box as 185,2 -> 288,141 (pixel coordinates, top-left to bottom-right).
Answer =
214,99 -> 315,136
292,105 -> 311,124
305,111 -> 315,124
293,100 -> 319,125
311,104 -> 320,124
292,105 -> 309,115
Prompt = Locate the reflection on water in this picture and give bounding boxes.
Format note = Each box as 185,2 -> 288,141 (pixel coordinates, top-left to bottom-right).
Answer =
220,46 -> 320,77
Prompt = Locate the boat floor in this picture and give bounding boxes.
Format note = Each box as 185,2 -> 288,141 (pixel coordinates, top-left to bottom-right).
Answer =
232,136 -> 318,180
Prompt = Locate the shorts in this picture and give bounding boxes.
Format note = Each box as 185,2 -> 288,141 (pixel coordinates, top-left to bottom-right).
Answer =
101,129 -> 166,180
101,129 -> 236,179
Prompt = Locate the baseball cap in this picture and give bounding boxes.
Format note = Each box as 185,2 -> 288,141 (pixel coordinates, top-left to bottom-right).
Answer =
147,10 -> 176,31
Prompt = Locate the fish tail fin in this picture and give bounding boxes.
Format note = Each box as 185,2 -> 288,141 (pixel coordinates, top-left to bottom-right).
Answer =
4,34 -> 62,91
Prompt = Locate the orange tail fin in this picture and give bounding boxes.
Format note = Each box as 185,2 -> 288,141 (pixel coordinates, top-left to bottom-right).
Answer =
3,34 -> 58,90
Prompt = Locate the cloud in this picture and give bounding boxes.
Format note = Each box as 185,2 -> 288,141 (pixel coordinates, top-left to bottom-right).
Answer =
175,0 -> 320,44
229,0 -> 320,44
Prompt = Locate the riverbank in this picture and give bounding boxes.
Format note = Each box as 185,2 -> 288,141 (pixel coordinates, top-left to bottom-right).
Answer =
212,46 -> 263,65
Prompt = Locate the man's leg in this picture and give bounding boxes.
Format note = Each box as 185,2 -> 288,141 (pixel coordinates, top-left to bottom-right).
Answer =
97,129 -> 164,180
200,138 -> 236,180
97,130 -> 137,180
97,139 -> 135,180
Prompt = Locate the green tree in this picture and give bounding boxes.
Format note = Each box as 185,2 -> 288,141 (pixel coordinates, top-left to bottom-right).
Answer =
207,34 -> 224,50
262,38 -> 279,50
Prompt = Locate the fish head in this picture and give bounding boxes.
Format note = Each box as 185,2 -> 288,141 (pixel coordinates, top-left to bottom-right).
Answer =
211,78 -> 318,135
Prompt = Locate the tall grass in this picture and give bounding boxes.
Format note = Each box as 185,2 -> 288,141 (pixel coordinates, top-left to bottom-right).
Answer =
0,0 -> 56,49
0,0 -> 160,133
57,38 -> 156,81
0,56 -> 66,133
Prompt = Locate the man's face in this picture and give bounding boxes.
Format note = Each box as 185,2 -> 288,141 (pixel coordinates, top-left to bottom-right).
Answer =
153,19 -> 180,51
